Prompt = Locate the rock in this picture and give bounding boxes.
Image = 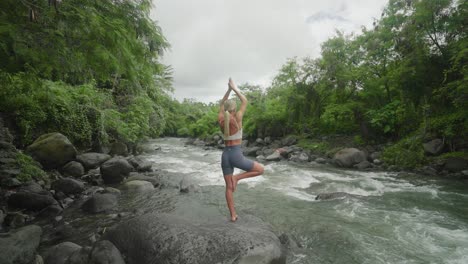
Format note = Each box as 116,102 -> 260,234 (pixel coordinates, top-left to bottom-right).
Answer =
0,210 -> 4,227
373,159 -> 382,165
289,152 -> 310,162
65,246 -> 91,264
126,156 -> 152,172
243,147 -> 260,157
462,170 -> 468,177
4,212 -> 27,228
264,136 -> 271,144
44,241 -> 81,264
122,180 -> 154,193
104,213 -> 285,264
423,139 -> 445,155
369,152 -> 381,161
76,153 -> 111,170
100,157 -> 133,184
126,174 -> 159,187
256,138 -> 264,145
104,187 -> 121,196
33,255 -> 44,264
82,193 -> 118,213
266,151 -> 282,161
8,191 -> 57,211
51,178 -> 85,195
60,161 -> 85,177
444,157 -> 468,172
418,166 -> 437,176
332,148 -> 367,168
19,182 -> 47,195
315,192 -> 357,200
241,140 -> 249,148
281,135 -> 297,146
256,155 -> 266,162
262,148 -> 275,157
315,158 -> 327,164
213,135 -> 221,141
179,177 -> 199,193
88,240 -> 125,264
1,177 -> 22,187
0,225 -> 42,264
26,133 -> 77,169
354,161 -> 372,170
37,204 -> 63,218
109,142 -> 128,156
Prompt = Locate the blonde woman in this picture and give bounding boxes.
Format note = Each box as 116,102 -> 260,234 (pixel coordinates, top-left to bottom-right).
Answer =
218,78 -> 264,222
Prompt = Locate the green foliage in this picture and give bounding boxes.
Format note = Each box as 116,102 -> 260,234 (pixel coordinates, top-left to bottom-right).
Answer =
321,103 -> 357,133
15,152 -> 48,183
297,139 -> 330,154
366,100 -> 403,135
382,136 -> 426,169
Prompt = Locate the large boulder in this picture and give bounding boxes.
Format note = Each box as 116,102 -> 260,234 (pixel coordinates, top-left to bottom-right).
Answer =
0,225 -> 42,264
26,133 -> 77,169
51,178 -> 85,195
444,157 -> 468,172
243,147 -> 260,157
126,156 -> 152,172
423,139 -> 445,155
44,241 -> 82,264
105,213 -> 285,264
88,240 -> 125,264
122,180 -> 155,193
8,191 -> 57,211
82,193 -> 118,213
332,148 -> 367,168
109,142 -> 128,156
76,153 -> 111,170
100,157 -> 133,184
60,161 -> 85,178
266,151 -> 282,161
126,174 -> 160,187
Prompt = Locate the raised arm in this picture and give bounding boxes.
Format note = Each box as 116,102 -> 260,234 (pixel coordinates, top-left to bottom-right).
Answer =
228,78 -> 247,117
219,86 -> 231,117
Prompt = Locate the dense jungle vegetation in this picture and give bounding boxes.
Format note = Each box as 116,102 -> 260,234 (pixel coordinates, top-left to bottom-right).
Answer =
0,0 -> 467,168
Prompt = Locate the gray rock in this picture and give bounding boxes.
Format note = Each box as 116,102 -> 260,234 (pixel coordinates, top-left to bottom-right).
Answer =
444,157 -> 468,172
44,241 -> 81,264
33,255 -> 44,264
88,240 -> 125,264
262,148 -> 275,157
241,140 -> 249,148
333,148 -> 367,168
100,157 -> 133,184
65,247 -> 90,264
0,210 -> 4,227
4,212 -> 27,228
256,155 -> 266,162
109,142 -> 128,156
37,204 -> 63,218
243,147 -> 260,156
315,192 -> 358,200
104,213 -> 285,264
256,138 -> 264,145
126,174 -> 159,187
354,161 -> 372,170
423,139 -> 445,155
373,159 -> 382,165
0,225 -> 42,264
60,161 -> 85,177
315,158 -> 327,164
289,152 -> 310,162
126,156 -> 152,172
213,135 -> 221,141
19,182 -> 47,195
26,133 -> 77,169
179,177 -> 199,193
266,151 -> 282,161
104,187 -> 121,196
1,177 -> 22,187
8,191 -> 57,211
264,136 -> 271,144
462,170 -> 468,176
369,152 -> 381,161
122,180 -> 155,193
76,153 -> 111,170
82,193 -> 118,213
51,178 -> 85,195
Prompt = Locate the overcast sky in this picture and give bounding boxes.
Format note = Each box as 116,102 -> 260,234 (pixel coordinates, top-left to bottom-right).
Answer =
151,0 -> 388,103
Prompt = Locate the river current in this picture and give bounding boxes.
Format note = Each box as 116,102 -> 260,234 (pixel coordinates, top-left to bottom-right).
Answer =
142,138 -> 468,264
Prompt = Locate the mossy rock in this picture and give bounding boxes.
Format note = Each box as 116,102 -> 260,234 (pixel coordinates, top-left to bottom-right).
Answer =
26,133 -> 77,169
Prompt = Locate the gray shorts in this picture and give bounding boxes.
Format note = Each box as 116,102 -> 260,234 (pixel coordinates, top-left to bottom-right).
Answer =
221,145 -> 255,176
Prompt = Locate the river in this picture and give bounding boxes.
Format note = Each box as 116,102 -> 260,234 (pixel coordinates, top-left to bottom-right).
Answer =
142,137 -> 468,264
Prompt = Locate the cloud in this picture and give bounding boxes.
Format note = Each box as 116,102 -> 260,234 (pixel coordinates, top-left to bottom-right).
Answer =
151,0 -> 387,103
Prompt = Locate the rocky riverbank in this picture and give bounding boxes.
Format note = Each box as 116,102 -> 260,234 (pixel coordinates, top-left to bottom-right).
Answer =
188,133 -> 468,181
0,117 -> 287,264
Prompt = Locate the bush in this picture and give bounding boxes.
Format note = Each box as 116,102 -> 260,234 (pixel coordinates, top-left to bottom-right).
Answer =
297,138 -> 330,154
382,135 -> 426,169
15,152 -> 48,183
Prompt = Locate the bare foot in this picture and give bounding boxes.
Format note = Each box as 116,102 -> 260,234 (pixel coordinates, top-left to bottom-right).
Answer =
230,215 -> 238,222
231,175 -> 238,192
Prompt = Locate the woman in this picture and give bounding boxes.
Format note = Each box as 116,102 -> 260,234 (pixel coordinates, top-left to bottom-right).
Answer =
218,78 -> 264,222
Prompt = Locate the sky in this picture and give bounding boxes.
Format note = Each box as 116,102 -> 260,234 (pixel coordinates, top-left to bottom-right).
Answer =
151,0 -> 388,103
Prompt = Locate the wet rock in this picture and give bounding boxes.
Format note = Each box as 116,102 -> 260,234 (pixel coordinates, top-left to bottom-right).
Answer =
32,254 -> 43,264
0,225 -> 42,264
122,180 -> 154,193
126,156 -> 152,172
51,178 -> 85,195
109,142 -> 128,157
444,157 -> 468,172
373,159 -> 383,165
19,182 -> 47,195
8,191 -> 57,211
262,148 -> 275,157
4,212 -> 28,228
256,138 -> 264,145
88,240 -> 125,264
289,152 -> 310,162
76,153 -> 111,170
423,139 -> 445,155
44,241 -> 81,264
0,209 -> 4,227
82,193 -> 118,213
179,177 -> 199,193
26,133 -> 77,169
60,161 -> 84,178
37,204 -> 63,218
315,157 -> 327,164
266,150 -> 282,161
264,136 -> 271,144
281,135 -> 297,146
256,155 -> 266,162
332,148 -> 367,168
354,161 -> 372,170
315,192 -> 358,200
1,177 -> 22,188
243,146 -> 260,157
100,157 -> 133,184
369,152 -> 381,161
126,174 -> 159,187
104,187 -> 121,196
105,213 -> 285,264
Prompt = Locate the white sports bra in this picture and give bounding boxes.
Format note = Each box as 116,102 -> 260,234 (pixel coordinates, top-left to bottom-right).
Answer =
224,128 -> 243,140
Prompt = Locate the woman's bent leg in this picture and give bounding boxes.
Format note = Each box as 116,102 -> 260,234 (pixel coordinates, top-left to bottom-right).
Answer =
223,175 -> 237,221
233,162 -> 264,191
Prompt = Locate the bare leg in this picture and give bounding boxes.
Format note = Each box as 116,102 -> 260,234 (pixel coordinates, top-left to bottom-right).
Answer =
233,162 -> 264,191
223,175 -> 237,221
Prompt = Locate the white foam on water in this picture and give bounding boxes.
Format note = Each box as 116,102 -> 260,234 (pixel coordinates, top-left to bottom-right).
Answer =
270,186 -> 317,201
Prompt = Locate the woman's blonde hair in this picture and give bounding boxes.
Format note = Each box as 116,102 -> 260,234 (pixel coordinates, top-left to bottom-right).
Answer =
224,99 -> 236,138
